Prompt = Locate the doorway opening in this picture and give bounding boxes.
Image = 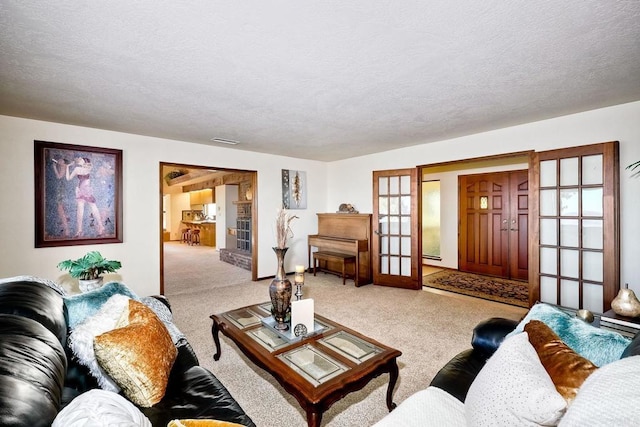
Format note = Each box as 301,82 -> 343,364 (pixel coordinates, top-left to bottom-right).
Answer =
159,162 -> 258,295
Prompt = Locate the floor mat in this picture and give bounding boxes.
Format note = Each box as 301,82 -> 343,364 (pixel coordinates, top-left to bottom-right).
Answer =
423,269 -> 529,308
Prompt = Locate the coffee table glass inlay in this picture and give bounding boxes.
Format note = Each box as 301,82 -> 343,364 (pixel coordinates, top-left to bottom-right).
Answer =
210,302 -> 401,427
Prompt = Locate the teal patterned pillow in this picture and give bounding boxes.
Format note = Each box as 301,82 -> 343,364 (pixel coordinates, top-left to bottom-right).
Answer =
63,281 -> 138,328
507,303 -> 630,366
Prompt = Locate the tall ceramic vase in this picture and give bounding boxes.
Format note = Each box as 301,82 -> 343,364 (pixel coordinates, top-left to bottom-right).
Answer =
269,247 -> 292,330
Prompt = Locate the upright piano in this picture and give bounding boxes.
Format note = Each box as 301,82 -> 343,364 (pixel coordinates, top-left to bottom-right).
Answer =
308,213 -> 372,286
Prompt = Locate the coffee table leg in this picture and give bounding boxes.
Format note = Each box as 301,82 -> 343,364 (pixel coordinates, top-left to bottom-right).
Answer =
386,358 -> 399,411
306,408 -> 322,427
211,317 -> 222,361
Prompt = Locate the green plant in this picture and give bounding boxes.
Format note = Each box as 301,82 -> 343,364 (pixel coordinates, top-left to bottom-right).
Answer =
57,251 -> 122,280
627,160 -> 640,172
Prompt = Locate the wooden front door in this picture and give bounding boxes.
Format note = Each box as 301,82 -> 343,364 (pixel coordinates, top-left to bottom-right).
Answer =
459,170 -> 529,280
372,168 -> 421,289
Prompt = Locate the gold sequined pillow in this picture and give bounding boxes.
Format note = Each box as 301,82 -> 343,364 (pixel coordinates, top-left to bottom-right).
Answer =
94,299 -> 177,407
525,320 -> 597,402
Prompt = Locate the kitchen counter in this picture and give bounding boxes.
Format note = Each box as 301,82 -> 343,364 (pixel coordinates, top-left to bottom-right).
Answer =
182,221 -> 216,246
182,220 -> 216,225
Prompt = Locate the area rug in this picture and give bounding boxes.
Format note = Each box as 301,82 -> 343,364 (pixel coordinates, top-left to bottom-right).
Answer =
423,269 -> 529,308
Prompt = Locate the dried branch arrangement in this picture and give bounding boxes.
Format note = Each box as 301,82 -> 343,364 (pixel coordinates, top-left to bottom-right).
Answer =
275,208 -> 299,248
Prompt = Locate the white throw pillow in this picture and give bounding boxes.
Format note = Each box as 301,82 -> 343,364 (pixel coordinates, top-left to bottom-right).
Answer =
67,294 -> 130,391
372,386 -> 465,427
559,355 -> 640,426
52,389 -> 151,427
465,332 -> 567,427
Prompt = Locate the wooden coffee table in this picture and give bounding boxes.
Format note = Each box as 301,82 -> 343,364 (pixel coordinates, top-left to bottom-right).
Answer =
210,302 -> 402,427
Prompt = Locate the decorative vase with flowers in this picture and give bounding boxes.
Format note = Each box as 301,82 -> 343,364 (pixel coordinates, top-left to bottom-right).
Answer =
269,208 -> 298,330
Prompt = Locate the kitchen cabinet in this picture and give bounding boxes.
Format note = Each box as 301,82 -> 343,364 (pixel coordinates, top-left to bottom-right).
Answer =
190,189 -> 213,206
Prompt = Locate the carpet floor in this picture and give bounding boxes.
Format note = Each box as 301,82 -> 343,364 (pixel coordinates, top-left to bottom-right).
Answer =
164,245 -> 528,426
423,269 -> 529,308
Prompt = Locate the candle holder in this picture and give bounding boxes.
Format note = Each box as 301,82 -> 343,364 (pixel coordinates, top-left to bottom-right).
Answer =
294,265 -> 305,301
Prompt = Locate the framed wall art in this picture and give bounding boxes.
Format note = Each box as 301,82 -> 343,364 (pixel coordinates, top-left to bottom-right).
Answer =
282,169 -> 307,209
34,140 -> 123,247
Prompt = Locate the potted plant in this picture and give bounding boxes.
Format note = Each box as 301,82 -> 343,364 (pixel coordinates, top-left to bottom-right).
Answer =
57,251 -> 122,292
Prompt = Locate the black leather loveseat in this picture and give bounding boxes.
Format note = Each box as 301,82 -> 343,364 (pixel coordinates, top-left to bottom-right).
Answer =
0,278 -> 255,427
429,315 -> 640,403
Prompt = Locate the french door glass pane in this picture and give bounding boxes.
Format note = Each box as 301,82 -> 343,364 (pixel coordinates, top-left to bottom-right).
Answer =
401,196 -> 411,214
582,188 -> 603,216
560,189 -> 579,216
540,219 -> 557,245
380,236 -> 389,255
379,216 -> 389,234
390,256 -> 399,275
583,251 -> 603,282
582,155 -> 603,185
540,247 -> 558,275
540,160 -> 557,186
560,219 -> 579,247
401,256 -> 411,276
389,177 -> 399,194
401,216 -> 411,235
540,189 -> 557,216
390,218 -> 399,234
582,220 -> 603,249
390,236 -> 400,255
560,280 -> 580,308
381,256 -> 389,274
379,197 -> 388,215
401,237 -> 411,256
583,283 -> 603,313
389,197 -> 400,215
540,276 -> 558,305
400,175 -> 410,194
560,249 -> 579,278
560,157 -> 579,186
379,177 -> 388,194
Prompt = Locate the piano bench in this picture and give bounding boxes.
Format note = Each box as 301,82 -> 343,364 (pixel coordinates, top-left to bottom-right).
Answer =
313,251 -> 358,286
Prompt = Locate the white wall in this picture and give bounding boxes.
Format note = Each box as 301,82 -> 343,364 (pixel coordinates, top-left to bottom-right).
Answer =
327,100 -> 640,293
2,101 -> 639,296
0,115 -> 327,296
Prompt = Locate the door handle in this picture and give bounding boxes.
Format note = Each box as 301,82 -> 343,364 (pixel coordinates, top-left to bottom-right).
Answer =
500,219 -> 508,231
510,219 -> 518,231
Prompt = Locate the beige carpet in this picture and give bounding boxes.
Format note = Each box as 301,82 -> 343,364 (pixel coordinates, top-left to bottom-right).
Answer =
165,245 -> 527,426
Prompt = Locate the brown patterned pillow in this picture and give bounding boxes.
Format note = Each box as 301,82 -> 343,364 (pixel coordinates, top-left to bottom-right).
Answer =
525,320 -> 597,402
94,299 -> 177,407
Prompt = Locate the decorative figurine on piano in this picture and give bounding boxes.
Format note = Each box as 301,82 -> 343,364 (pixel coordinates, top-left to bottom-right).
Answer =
337,203 -> 358,213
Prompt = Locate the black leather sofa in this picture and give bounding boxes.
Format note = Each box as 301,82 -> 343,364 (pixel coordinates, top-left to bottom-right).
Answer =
0,278 -> 255,427
428,315 -> 640,403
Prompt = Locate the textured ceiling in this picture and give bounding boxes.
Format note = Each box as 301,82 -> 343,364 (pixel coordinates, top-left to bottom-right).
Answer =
1,1 -> 639,161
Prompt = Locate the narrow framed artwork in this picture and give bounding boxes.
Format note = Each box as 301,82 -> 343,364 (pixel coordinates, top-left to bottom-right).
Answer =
34,140 -> 123,247
282,169 -> 307,209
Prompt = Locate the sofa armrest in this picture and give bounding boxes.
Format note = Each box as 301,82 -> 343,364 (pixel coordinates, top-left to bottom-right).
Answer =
471,317 -> 518,357
149,295 -> 172,312
429,348 -> 487,402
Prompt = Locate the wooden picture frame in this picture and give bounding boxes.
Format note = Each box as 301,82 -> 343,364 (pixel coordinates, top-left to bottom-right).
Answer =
34,140 -> 123,247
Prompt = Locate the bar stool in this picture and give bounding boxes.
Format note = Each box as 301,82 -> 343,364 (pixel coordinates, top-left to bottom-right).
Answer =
181,228 -> 191,244
190,229 -> 201,245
